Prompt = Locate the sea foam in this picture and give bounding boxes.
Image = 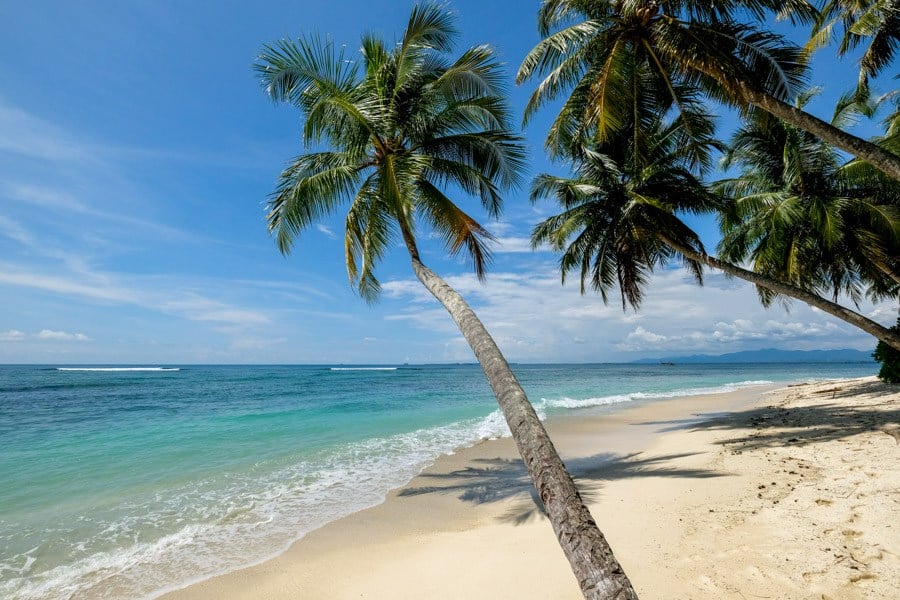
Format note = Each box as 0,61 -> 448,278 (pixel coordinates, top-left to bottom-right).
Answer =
1,409 -> 512,600
540,379 -> 774,410
329,367 -> 397,371
56,367 -> 180,372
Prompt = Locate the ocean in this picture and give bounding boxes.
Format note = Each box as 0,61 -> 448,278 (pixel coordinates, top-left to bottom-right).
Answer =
0,362 -> 876,599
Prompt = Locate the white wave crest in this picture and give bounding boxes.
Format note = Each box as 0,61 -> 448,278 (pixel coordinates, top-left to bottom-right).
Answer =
56,367 -> 180,372
540,379 -> 774,411
329,367 -> 397,371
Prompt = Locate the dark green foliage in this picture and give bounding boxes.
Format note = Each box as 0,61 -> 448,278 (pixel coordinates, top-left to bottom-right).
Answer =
874,316 -> 900,383
530,63 -> 722,310
716,91 -> 900,307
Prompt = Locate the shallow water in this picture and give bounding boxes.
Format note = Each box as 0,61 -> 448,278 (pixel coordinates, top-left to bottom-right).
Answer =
0,362 -> 875,598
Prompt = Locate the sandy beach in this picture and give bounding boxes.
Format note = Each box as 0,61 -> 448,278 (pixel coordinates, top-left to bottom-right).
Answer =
163,377 -> 899,600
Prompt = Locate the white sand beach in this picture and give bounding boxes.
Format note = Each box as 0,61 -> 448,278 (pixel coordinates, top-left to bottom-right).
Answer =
163,377 -> 899,600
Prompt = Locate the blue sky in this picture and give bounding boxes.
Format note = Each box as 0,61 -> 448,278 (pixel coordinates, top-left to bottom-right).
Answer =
0,1 -> 896,364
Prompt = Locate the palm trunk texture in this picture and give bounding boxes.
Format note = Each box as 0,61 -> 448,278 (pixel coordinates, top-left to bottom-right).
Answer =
660,235 -> 900,351
406,249 -> 638,599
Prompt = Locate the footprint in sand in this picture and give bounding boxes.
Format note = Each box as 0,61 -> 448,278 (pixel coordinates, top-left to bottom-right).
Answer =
849,572 -> 877,584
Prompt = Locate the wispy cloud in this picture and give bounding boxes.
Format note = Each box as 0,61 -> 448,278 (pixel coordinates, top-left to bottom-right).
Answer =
0,264 -> 270,327
158,296 -> 270,325
3,182 -> 199,244
0,101 -> 102,163
0,215 -> 33,246
316,224 -> 337,239
0,267 -> 138,304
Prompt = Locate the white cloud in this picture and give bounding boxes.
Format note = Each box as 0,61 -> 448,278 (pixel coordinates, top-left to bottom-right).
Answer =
0,265 -> 270,327
379,265 -> 896,362
0,216 -> 33,246
4,182 -> 197,243
157,297 -> 270,325
0,267 -> 138,304
0,102 -> 100,163
0,330 -> 26,342
37,329 -> 91,341
491,235 -> 553,254
316,224 -> 337,239
493,236 -> 535,253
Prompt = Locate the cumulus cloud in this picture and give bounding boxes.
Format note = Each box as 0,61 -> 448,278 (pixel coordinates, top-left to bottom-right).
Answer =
37,329 -> 91,341
379,265 -> 894,362
0,330 -> 26,342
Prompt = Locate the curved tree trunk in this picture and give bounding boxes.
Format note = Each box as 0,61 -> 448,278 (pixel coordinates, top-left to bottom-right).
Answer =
727,81 -> 900,182
660,235 -> 900,351
686,58 -> 900,181
400,234 -> 637,599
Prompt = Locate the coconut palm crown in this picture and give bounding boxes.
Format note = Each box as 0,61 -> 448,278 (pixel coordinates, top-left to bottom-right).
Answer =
256,4 -> 525,299
518,0 -> 900,181
531,83 -> 722,309
716,90 -> 900,305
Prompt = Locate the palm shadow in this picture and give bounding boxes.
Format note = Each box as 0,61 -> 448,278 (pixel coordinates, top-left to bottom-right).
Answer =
399,450 -> 727,525
399,380 -> 898,525
638,379 -> 899,451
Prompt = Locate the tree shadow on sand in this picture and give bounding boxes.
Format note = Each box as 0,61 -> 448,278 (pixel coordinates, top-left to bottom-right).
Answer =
638,379 -> 899,452
399,451 -> 728,525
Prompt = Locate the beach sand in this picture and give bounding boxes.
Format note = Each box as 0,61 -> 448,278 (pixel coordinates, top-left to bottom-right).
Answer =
163,377 -> 899,599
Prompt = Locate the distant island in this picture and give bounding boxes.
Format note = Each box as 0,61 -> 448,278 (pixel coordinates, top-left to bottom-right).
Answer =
632,348 -> 875,364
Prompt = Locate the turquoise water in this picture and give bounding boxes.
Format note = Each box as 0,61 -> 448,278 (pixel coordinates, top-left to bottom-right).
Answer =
0,362 -> 876,599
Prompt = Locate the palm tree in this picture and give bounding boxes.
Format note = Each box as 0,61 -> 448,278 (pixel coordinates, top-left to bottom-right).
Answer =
517,0 -> 900,181
255,5 -> 637,598
716,90 -> 900,308
532,103 -> 900,350
806,0 -> 900,94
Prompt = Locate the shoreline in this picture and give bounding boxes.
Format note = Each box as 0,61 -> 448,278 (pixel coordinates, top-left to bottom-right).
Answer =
160,376 -> 900,599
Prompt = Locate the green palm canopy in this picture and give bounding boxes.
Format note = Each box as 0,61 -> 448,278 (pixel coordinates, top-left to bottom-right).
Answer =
256,4 -> 525,299
531,88 -> 721,309
716,91 -> 900,305
518,0 -> 900,181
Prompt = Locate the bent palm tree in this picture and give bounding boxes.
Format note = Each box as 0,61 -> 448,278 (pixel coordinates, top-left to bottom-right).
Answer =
256,5 -> 637,598
532,111 -> 900,350
518,0 -> 900,181
716,91 -> 900,306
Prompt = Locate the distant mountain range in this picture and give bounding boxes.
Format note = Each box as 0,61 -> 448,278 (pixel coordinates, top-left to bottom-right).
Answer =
632,348 -> 875,364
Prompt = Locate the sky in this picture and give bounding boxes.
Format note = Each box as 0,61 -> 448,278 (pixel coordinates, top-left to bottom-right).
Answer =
0,0 -> 896,365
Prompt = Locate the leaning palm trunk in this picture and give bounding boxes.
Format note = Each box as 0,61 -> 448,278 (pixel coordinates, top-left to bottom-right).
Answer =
659,235 -> 900,351
703,75 -> 900,182
403,236 -> 637,599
